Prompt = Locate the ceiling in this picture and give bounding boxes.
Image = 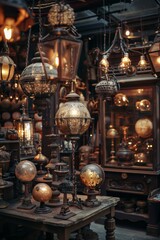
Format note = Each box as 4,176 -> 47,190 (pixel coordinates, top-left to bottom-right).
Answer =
27,0 -> 160,41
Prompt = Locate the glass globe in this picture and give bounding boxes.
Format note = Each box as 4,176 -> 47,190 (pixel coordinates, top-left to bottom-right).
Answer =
80,163 -> 105,190
55,90 -> 91,137
79,163 -> 105,207
15,160 -> 37,183
32,183 -> 53,214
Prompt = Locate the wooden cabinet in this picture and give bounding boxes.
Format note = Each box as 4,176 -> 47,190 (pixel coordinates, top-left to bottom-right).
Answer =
102,76 -> 160,236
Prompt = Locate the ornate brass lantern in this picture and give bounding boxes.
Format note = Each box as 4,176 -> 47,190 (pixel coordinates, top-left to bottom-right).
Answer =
0,43 -> 16,81
147,30 -> 160,77
16,106 -> 35,157
38,2 -> 82,82
20,51 -> 57,98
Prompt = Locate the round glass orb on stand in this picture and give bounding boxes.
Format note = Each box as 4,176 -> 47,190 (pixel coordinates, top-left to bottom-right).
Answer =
55,83 -> 91,208
32,183 -> 52,214
15,160 -> 37,210
80,164 -> 105,207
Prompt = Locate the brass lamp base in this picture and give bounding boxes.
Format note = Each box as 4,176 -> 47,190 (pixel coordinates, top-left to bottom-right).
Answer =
83,190 -> 101,207
18,198 -> 35,210
34,202 -> 52,214
54,204 -> 76,220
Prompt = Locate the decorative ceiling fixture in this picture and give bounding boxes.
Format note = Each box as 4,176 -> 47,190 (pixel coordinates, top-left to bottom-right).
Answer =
0,0 -> 34,42
0,42 -> 16,81
99,26 -> 131,74
20,1 -> 57,113
147,29 -> 160,77
38,1 -> 82,82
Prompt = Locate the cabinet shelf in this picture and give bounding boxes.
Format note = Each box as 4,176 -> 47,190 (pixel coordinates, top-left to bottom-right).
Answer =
115,210 -> 149,223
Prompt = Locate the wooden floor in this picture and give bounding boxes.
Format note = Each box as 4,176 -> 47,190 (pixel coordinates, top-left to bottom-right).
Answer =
0,219 -> 160,240
90,220 -> 160,240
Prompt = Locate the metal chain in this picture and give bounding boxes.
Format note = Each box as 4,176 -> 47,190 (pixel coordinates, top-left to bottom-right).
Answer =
38,0 -> 42,41
25,0 -> 35,67
25,28 -> 32,67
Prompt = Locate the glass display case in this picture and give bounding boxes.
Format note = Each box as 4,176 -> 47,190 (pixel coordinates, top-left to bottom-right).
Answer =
105,84 -> 160,171
103,77 -> 160,236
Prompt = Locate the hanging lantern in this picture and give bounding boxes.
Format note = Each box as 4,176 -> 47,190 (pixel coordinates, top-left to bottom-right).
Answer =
0,0 -> 34,42
16,106 -> 35,156
95,75 -> 119,100
38,2 -> 82,82
0,42 -> 16,81
147,30 -> 160,77
20,50 -> 57,98
55,87 -> 91,138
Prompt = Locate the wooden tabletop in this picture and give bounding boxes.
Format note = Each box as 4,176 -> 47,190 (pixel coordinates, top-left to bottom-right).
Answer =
0,195 -> 120,240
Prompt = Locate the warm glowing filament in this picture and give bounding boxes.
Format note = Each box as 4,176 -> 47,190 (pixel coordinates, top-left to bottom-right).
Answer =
156,56 -> 160,64
4,27 -> 12,40
55,56 -> 59,68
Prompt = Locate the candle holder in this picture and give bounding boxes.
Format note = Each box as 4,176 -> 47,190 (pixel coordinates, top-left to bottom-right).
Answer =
54,164 -> 76,220
106,125 -> 119,165
33,146 -> 48,176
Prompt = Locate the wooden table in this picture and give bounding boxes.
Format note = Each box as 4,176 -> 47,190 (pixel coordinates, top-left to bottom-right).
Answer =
0,195 -> 119,240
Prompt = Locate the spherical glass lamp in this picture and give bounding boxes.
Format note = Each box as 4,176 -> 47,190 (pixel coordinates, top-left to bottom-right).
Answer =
15,160 -> 37,209
0,54 -> 15,81
55,89 -> 91,138
20,51 -> 57,99
55,86 -> 91,207
80,163 -> 105,207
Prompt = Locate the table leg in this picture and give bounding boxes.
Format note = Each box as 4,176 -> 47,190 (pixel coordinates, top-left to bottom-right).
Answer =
104,212 -> 116,240
57,231 -> 70,240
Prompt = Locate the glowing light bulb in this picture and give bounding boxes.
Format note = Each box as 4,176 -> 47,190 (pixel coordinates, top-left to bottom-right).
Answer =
4,27 -> 12,40
156,56 -> 160,64
99,55 -> 109,72
118,53 -> 131,73
125,29 -> 130,37
138,55 -> 147,70
55,56 -> 59,67
122,53 -> 131,66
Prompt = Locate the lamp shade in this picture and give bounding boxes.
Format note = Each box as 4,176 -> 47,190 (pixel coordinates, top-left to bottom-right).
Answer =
148,32 -> 160,77
0,54 -> 15,81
